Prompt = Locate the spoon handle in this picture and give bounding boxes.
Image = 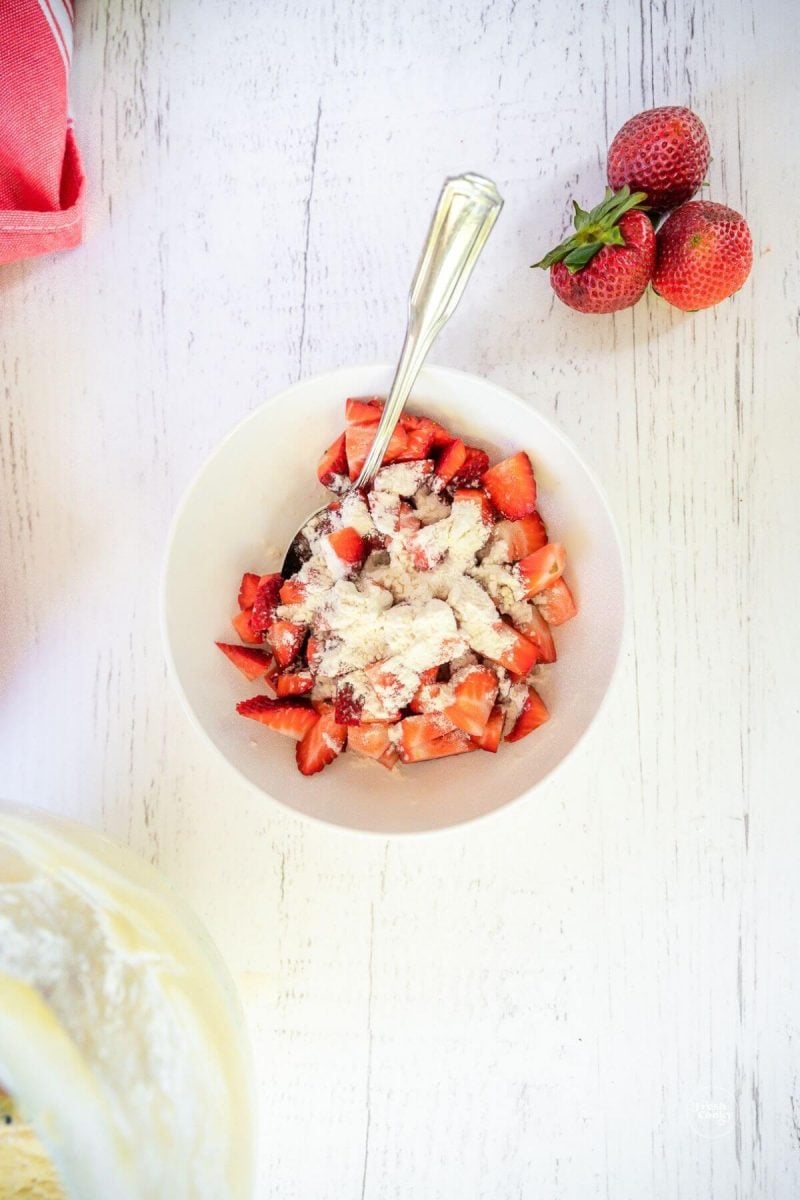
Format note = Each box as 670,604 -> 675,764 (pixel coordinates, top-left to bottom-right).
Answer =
353,173 -> 503,489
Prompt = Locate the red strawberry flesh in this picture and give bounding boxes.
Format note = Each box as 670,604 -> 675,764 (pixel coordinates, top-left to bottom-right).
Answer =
481,452 -> 537,519
296,706 -> 347,775
216,641 -> 269,681
236,695 -> 318,740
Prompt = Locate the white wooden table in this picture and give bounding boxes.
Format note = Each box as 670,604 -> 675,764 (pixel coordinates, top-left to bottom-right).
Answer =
2,0 -> 798,1195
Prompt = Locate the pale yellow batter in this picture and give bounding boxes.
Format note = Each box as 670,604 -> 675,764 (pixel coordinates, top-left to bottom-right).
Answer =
0,1088 -> 66,1200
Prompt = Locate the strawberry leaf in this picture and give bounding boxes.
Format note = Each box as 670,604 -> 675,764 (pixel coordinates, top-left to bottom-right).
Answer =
532,185 -> 648,273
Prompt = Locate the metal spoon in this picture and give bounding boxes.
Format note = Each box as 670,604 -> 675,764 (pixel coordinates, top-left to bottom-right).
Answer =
282,172 -> 503,577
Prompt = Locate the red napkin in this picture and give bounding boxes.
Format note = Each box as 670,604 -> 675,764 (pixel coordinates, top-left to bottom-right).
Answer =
0,0 -> 84,265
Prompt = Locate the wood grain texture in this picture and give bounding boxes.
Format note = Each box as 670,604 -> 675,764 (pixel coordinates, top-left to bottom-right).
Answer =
1,0 -> 798,1195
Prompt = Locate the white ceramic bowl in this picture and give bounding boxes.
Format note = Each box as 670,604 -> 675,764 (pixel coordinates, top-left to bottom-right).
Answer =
162,365 -> 625,835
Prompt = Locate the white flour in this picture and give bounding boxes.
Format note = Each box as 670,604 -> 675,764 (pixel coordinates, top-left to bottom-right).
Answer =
278,480 -> 542,721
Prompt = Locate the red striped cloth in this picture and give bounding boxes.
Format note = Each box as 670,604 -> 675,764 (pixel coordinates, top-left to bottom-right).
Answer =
0,0 -> 84,264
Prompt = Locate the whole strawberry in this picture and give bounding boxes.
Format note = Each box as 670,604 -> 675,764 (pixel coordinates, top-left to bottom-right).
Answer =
533,186 -> 655,314
652,201 -> 752,310
608,106 -> 710,213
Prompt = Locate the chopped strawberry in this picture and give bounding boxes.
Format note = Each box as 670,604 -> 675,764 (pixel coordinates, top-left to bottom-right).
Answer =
490,512 -> 548,561
378,745 -> 400,770
279,579 -> 306,605
236,695 -> 319,740
473,705 -> 504,752
397,419 -> 435,461
348,722 -> 393,759
268,619 -> 306,668
264,657 -> 280,689
397,502 -> 422,533
516,543 -> 566,598
492,624 -> 539,676
434,439 -> 467,488
513,603 -> 556,663
334,681 -> 364,726
402,412 -> 453,448
444,667 -> 498,737
409,667 -> 442,714
296,705 -> 347,775
317,431 -> 348,487
345,422 -> 409,480
534,577 -> 577,626
324,526 -> 367,571
305,635 -> 322,670
238,572 -> 261,610
231,608 -> 262,645
450,446 -> 490,488
398,714 -> 477,763
345,396 -> 384,424
481,451 -> 537,518
364,659 -> 400,696
275,669 -> 315,697
505,687 -> 550,742
251,573 -> 284,633
451,487 -> 495,525
215,641 -> 269,681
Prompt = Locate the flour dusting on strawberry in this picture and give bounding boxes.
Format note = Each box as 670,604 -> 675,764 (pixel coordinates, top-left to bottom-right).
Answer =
219,396 -> 578,777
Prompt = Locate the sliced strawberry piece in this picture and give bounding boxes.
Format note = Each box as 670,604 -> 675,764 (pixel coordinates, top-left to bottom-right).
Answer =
490,513 -> 548,561
348,722 -> 393,759
345,421 -> 409,480
323,526 -> 367,573
513,603 -> 556,663
398,714 -> 477,763
446,668 -> 497,733
231,607 -> 262,645
305,635 -> 322,670
444,667 -> 498,737
264,657 -> 280,689
215,641 -> 269,681
275,669 -> 314,697
534,577 -> 577,626
345,396 -> 383,424
238,572 -> 261,610
378,745 -> 400,770
505,687 -> 550,742
434,439 -> 467,488
402,412 -> 453,448
492,624 -> 539,675
482,451 -> 537,518
279,579 -> 306,605
451,487 -> 495,525
317,431 -> 348,487
450,446 -> 490,488
473,705 -> 504,752
397,419 -> 435,461
334,681 -> 364,726
268,619 -> 306,668
408,667 -> 442,714
296,705 -> 347,775
250,573 -> 284,633
364,659 -> 400,695
516,543 -> 566,598
236,695 -> 319,740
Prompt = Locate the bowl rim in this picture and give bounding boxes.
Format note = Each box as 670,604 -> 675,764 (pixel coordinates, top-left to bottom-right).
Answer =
160,362 -> 629,839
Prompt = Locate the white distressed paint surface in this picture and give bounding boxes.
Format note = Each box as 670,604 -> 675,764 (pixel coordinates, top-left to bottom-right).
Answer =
1,0 -> 799,1195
